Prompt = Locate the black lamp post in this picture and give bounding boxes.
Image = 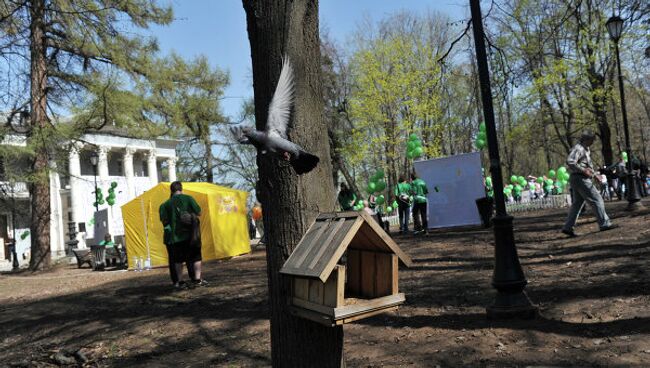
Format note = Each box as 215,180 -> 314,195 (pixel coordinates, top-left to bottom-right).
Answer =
89,150 -> 99,213
470,0 -> 537,318
606,15 -> 643,210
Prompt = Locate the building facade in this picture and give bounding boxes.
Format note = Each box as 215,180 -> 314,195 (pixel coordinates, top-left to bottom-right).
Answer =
0,128 -> 180,268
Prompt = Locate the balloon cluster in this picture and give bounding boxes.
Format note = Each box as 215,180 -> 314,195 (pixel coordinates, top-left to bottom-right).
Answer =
475,123 -> 487,150
353,169 -> 387,211
107,181 -> 118,206
406,134 -> 423,159
504,175 -> 531,197
484,176 -> 494,197
94,182 -> 118,208
93,188 -> 104,208
548,167 -> 569,194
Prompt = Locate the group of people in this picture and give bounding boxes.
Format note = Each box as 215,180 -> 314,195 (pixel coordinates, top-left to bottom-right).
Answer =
337,173 -> 430,235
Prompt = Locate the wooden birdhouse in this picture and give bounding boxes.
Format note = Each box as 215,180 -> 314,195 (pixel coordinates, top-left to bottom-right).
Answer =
280,211 -> 412,326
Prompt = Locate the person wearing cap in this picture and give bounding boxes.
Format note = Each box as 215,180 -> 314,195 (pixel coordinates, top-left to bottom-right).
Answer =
561,130 -> 618,237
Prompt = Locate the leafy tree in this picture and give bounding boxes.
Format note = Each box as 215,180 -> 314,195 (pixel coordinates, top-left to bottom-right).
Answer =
0,0 -> 172,270
140,53 -> 230,183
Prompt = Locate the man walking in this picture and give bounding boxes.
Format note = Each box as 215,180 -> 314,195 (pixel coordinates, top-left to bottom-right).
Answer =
410,173 -> 429,235
561,131 -> 618,237
160,181 -> 207,289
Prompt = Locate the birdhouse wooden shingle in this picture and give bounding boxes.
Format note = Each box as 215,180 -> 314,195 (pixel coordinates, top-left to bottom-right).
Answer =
280,211 -> 412,326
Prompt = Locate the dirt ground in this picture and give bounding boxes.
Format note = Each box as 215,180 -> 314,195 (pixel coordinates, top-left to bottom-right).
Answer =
1,198 -> 649,367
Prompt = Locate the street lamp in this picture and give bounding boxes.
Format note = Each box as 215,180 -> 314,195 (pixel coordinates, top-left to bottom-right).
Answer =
470,0 -> 537,319
89,150 -> 99,213
606,15 -> 644,210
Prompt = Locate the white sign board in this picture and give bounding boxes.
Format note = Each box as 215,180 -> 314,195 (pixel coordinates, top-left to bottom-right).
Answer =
413,152 -> 484,228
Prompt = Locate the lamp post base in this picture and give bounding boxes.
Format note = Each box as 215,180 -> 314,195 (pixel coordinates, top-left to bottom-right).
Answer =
626,200 -> 645,212
486,291 -> 538,319
625,175 -> 645,211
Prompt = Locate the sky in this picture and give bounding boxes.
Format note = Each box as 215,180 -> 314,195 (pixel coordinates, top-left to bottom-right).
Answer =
149,0 -> 469,121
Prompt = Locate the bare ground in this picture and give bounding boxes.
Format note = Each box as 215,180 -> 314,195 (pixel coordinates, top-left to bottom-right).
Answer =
1,198 -> 649,367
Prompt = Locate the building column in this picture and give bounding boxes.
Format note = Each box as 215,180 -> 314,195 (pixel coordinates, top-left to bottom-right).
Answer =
49,161 -> 65,258
124,147 -> 136,199
146,149 -> 158,186
68,143 -> 86,248
97,145 -> 112,237
167,157 -> 178,182
98,145 -> 110,179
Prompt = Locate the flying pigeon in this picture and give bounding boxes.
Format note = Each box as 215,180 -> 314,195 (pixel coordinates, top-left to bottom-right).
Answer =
231,58 -> 320,175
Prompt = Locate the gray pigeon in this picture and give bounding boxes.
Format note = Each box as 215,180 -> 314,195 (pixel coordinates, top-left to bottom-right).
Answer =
231,58 -> 320,175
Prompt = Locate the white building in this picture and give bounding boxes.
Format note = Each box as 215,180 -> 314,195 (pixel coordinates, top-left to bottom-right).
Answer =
0,125 -> 180,268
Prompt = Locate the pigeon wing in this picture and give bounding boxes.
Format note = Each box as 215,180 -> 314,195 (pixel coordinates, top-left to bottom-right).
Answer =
266,57 -> 294,139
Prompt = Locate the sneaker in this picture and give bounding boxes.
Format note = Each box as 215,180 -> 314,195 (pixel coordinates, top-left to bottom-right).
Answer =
599,224 -> 619,232
192,279 -> 209,287
561,229 -> 579,237
173,281 -> 189,290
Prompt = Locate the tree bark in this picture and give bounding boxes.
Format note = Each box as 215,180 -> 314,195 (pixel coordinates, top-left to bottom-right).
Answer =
29,0 -> 51,270
242,1 -> 343,367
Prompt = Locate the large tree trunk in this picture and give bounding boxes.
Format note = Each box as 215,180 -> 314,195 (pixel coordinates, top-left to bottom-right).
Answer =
29,0 -> 51,271
242,1 -> 343,367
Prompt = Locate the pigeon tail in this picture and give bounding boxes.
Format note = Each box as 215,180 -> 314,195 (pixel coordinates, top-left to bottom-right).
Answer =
291,152 -> 320,175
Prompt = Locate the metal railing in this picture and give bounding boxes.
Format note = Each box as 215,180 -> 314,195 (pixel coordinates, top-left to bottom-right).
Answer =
505,194 -> 570,213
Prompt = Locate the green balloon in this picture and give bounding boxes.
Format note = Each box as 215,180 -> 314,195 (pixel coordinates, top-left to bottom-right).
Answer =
375,181 -> 386,192
20,230 -> 30,240
409,133 -> 419,141
111,181 -> 118,188
107,198 -> 115,206
545,179 -> 554,186
407,150 -> 415,159
536,177 -> 543,184
510,175 -> 518,184
476,139 -> 485,149
99,199 -> 105,205
548,169 -> 556,178
478,131 -> 487,141
622,151 -> 628,162
558,166 -> 567,174
407,141 -> 417,151
375,169 -> 384,178
479,122 -> 486,132
376,195 -> 385,205
485,177 -> 492,186
413,146 -> 424,158
392,200 -> 398,208
367,182 -> 376,193
386,206 -> 393,213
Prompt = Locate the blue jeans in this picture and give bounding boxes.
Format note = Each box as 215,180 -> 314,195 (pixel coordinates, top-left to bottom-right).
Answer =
563,174 -> 612,231
398,204 -> 410,232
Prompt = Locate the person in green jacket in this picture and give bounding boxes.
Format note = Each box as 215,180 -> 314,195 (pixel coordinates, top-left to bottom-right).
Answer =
159,181 -> 206,289
394,176 -> 412,234
410,173 -> 429,234
337,183 -> 356,211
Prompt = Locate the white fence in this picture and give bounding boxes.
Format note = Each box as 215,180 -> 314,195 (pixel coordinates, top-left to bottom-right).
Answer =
380,194 -> 571,227
505,194 -> 571,213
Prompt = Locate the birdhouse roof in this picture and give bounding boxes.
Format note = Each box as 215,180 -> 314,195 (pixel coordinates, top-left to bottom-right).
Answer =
280,211 -> 412,283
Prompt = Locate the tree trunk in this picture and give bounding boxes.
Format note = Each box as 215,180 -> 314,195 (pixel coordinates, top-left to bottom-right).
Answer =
204,135 -> 214,183
242,1 -> 343,367
29,0 -> 51,271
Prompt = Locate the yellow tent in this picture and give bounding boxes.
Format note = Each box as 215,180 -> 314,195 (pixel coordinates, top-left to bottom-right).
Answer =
121,182 -> 251,268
